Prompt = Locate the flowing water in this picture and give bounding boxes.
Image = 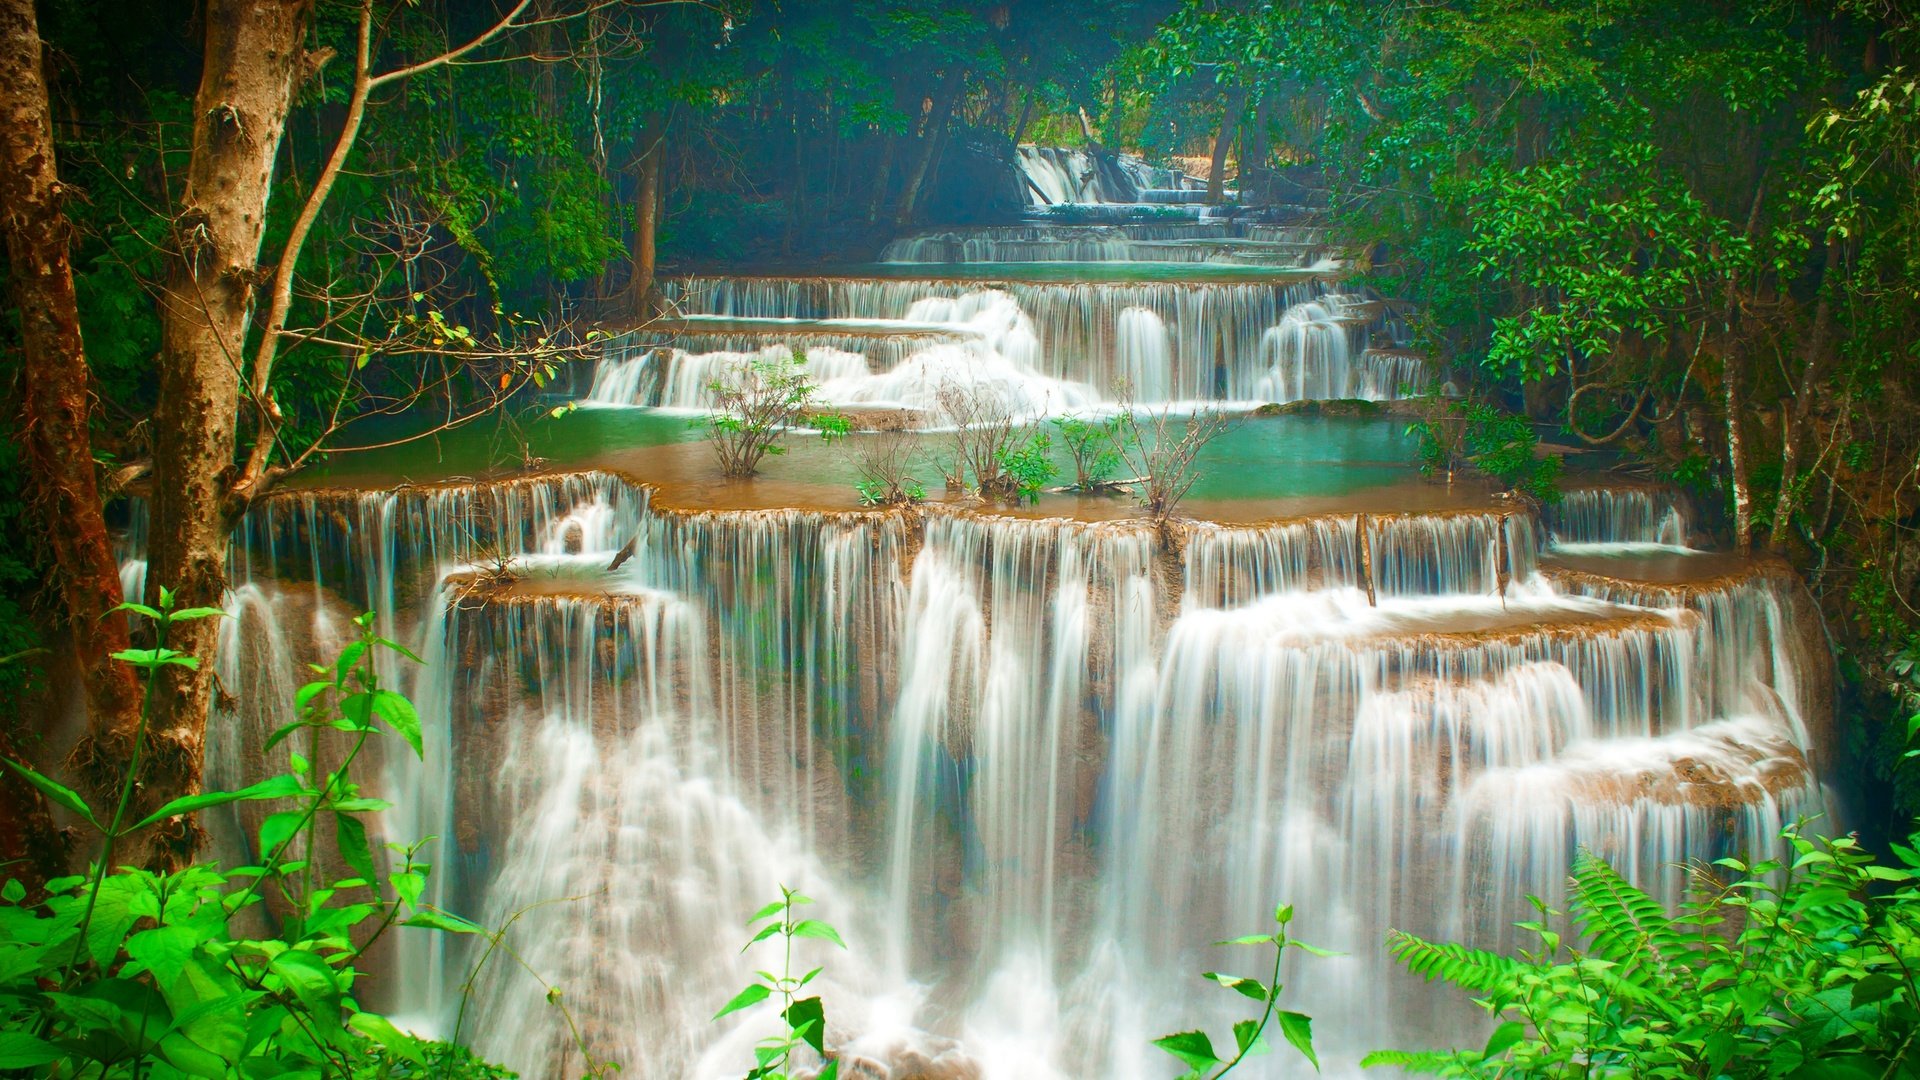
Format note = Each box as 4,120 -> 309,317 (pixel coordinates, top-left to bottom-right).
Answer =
178,151 -> 1836,1079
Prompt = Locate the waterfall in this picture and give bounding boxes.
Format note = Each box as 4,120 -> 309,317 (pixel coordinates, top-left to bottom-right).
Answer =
195,187 -> 1834,1079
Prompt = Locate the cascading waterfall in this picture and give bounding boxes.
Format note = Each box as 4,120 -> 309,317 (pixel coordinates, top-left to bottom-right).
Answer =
189,180 -> 1837,1080
203,467 -> 1830,1079
650,275 -> 1427,404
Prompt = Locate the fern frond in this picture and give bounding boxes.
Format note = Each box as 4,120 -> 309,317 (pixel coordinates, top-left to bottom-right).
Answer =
1570,849 -> 1691,985
1385,930 -> 1526,992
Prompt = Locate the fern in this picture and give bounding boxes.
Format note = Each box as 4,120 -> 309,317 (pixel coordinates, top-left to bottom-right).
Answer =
1569,849 -> 1691,985
1385,931 -> 1526,992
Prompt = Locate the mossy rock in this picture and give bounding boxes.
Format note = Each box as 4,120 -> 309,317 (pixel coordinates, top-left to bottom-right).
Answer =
1251,399 -> 1385,418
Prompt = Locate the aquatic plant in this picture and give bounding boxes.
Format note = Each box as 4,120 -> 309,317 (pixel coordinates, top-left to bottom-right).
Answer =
700,349 -> 850,478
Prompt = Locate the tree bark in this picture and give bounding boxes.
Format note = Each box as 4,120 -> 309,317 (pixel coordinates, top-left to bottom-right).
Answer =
147,0 -> 315,782
631,115 -> 663,313
1207,88 -> 1247,205
0,0 -> 140,735
0,0 -> 140,859
1726,357 -> 1753,555
1768,242 -> 1843,552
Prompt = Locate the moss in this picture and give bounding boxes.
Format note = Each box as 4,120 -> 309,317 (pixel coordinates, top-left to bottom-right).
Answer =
1251,399 -> 1386,418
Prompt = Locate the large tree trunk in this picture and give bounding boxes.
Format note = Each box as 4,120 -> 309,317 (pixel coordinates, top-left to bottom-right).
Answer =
147,0 -> 315,801
1768,242 -> 1843,552
0,0 -> 138,863
892,71 -> 963,228
631,116 -> 663,313
1207,88 -> 1246,205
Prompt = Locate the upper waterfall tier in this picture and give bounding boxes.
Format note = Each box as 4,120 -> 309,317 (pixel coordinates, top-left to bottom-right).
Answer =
881,222 -> 1334,267
641,273 -> 1420,407
1015,145 -> 1208,206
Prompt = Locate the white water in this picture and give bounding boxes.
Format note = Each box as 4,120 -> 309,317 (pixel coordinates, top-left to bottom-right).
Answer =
194,470 -> 1831,1079
186,191 -> 1832,1080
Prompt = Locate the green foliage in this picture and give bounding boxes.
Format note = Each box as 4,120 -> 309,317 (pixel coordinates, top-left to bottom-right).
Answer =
1153,902 -> 1329,1079
994,433 -> 1058,505
1052,414 -> 1130,491
715,886 -> 844,1080
1409,400 -> 1561,504
698,351 -> 847,478
1364,826 -> 1920,1077
0,593 -> 511,1080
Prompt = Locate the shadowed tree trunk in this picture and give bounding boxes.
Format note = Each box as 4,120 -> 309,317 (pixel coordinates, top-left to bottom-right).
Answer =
146,0 -> 317,803
0,0 -> 141,808
1726,357 -> 1753,555
632,115 -> 664,313
1769,242 -> 1843,552
893,70 -> 963,227
1207,88 -> 1246,205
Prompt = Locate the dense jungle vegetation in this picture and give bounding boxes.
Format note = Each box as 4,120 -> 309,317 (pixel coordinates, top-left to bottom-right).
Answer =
5,0 -> 1920,1077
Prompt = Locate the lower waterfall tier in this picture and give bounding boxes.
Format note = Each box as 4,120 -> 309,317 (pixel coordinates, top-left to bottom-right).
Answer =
186,468 -> 1834,1080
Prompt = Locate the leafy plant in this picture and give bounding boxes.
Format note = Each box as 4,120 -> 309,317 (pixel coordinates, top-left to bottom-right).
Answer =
1153,902 -> 1330,1079
1053,413 -> 1132,491
0,589 -> 509,1080
714,886 -> 845,1080
850,429 -> 927,507
934,382 -> 1054,504
995,433 -> 1058,505
699,350 -> 849,478
1408,399 -> 1561,504
1363,826 -> 1920,1077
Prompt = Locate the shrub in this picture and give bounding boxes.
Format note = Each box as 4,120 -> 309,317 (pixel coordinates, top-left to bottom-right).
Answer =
1408,398 -> 1562,503
934,382 -> 1056,504
1364,826 -> 1920,1076
1053,413 -> 1131,491
700,350 -> 848,478
0,591 -> 518,1080
850,429 -> 927,507
1112,395 -> 1236,524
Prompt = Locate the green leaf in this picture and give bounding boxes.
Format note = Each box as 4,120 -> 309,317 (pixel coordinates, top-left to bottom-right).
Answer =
789,920 -> 846,948
1233,1018 -> 1270,1057
405,908 -> 486,935
1202,972 -> 1269,1001
0,878 -> 22,903
167,607 -> 229,622
1277,1010 -> 1319,1071
349,1013 -> 426,1065
784,996 -> 828,1054
129,774 -> 307,832
126,924 -> 200,986
4,759 -> 102,830
1153,1030 -> 1221,1073
334,812 -> 376,883
1852,973 -> 1903,1007
714,982 -> 772,1020
748,900 -> 787,924
374,690 -> 422,757
1482,1020 -> 1524,1060
259,809 -> 305,859
0,1032 -> 61,1068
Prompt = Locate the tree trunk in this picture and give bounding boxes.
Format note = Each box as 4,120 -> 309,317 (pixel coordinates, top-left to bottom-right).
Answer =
631,116 -> 663,313
892,71 -> 963,228
1207,88 -> 1247,205
147,0 -> 314,799
1768,242 -> 1843,552
1726,357 -> 1752,555
0,0 -> 140,861
866,134 -> 897,224
1011,86 -> 1035,145
0,0 -> 140,732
